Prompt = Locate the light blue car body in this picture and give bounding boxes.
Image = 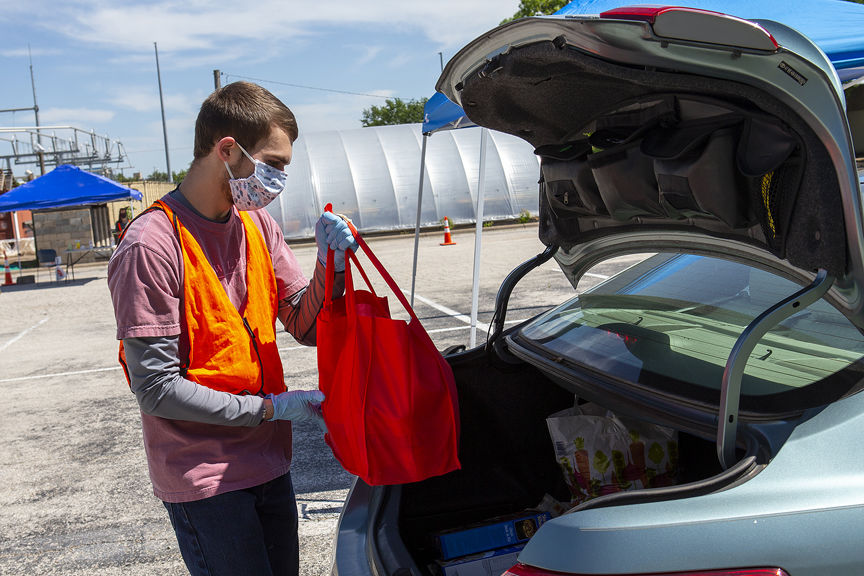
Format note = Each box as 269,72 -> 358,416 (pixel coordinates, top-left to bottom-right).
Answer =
521,388 -> 864,574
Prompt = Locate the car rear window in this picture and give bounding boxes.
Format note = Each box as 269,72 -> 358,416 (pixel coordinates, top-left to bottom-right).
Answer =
517,254 -> 864,411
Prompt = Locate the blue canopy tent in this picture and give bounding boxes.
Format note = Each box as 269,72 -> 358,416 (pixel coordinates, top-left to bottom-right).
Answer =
0,164 -> 142,212
0,165 -> 142,275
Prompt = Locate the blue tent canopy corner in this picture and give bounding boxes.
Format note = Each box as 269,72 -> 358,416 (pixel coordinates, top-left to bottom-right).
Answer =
422,92 -> 476,135
0,164 -> 142,213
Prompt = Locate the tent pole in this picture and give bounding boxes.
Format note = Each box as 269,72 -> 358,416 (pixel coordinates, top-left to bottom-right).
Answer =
411,133 -> 429,308
470,128 -> 488,347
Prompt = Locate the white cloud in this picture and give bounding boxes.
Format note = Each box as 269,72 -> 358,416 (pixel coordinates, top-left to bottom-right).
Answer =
354,46 -> 384,66
39,107 -> 116,125
290,93 -> 398,134
387,53 -> 414,70
104,49 -> 244,72
8,0 -> 520,178
163,92 -> 198,115
106,87 -> 197,115
106,90 -> 158,113
40,4 -> 317,53
26,0 -> 515,55
0,47 -> 62,58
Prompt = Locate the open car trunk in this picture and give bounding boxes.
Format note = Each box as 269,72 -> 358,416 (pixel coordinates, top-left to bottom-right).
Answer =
396,343 -> 760,574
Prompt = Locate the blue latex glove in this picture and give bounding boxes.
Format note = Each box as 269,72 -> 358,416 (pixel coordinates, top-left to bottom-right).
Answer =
267,390 -> 325,426
315,211 -> 359,272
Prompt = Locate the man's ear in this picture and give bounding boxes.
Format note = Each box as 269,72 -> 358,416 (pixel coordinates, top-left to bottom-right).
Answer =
215,137 -> 236,162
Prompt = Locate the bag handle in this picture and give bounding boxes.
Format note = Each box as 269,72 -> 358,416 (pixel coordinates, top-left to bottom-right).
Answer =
350,229 -> 422,325
346,248 -> 376,295
323,205 -> 377,312
324,248 -> 335,311
321,203 -> 421,325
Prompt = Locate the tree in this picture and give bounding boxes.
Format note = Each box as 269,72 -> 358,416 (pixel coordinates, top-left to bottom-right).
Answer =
501,0 -> 570,24
110,172 -> 137,183
360,97 -> 428,127
144,168 -> 187,183
147,169 -> 169,182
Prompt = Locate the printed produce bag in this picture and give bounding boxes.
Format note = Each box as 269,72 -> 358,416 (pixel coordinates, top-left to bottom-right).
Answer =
547,403 -> 678,504
317,210 -> 461,485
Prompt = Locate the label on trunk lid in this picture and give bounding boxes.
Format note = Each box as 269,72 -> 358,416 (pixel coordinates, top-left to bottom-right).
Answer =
778,61 -> 808,86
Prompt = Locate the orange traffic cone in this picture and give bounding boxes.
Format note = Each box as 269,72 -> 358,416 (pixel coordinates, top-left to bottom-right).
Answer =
3,252 -> 13,286
440,217 -> 456,246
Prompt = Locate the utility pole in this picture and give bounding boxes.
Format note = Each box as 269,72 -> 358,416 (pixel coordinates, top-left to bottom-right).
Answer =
29,45 -> 45,175
213,69 -> 222,91
154,42 -> 173,184
438,52 -> 444,72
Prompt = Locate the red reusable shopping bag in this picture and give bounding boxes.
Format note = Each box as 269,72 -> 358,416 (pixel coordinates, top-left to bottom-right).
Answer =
316,211 -> 461,485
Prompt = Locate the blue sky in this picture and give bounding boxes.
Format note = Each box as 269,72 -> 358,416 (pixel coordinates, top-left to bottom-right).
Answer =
0,0 -> 518,179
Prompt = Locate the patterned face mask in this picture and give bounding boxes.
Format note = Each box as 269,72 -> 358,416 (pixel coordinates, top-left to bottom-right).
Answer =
224,142 -> 288,211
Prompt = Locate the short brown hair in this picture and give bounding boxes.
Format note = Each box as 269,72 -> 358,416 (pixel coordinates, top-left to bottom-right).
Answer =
193,81 -> 298,160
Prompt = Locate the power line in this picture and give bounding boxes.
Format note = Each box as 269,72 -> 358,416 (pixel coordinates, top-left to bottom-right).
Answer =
222,73 -> 395,100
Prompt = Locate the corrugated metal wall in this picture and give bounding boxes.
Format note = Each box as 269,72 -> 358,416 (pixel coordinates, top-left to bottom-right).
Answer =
267,123 -> 540,240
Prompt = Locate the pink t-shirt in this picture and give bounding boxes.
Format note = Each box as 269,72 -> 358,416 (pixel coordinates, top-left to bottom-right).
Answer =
108,192 -> 308,502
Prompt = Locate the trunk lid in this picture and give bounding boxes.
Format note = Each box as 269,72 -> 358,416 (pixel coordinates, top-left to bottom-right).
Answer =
436,7 -> 864,325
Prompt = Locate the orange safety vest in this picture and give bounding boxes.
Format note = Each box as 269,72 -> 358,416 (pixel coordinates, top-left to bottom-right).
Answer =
119,200 -> 286,397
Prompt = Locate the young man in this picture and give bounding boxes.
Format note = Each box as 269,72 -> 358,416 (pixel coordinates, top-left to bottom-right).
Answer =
108,81 -> 356,576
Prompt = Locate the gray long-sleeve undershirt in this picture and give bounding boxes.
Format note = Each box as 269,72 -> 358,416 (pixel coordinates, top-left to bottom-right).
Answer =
124,334 -> 265,426
124,261 -> 344,427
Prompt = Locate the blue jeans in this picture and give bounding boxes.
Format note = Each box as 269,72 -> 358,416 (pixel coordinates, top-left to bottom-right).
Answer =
163,472 -> 299,576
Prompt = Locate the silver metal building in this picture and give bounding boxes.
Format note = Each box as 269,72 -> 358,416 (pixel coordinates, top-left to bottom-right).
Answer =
266,123 -> 541,240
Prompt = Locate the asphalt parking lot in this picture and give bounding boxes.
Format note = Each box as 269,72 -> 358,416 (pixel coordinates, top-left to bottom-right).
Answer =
0,223 -> 643,576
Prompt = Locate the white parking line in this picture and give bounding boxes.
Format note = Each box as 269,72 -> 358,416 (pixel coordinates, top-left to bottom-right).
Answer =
0,317 -> 50,354
278,345 -> 308,353
427,325 -> 473,334
0,365 -> 120,384
426,318 -> 526,335
405,291 -> 490,332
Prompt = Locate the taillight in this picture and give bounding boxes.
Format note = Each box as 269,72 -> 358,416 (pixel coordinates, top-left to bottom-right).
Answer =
598,5 -> 779,52
502,564 -> 789,576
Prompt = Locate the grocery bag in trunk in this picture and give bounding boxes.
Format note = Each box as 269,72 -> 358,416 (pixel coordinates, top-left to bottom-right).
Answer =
547,403 -> 678,504
317,212 -> 461,485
